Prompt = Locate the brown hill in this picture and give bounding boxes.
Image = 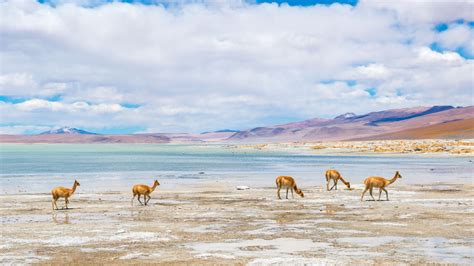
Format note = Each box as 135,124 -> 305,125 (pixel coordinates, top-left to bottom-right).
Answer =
228,106 -> 474,142
357,118 -> 474,140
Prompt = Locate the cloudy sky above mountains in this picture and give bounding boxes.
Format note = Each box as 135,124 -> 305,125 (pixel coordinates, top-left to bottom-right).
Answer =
0,0 -> 473,134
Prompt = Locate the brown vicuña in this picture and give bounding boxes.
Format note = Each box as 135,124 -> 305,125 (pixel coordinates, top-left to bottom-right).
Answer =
131,180 -> 160,206
51,180 -> 80,210
325,169 -> 351,191
361,171 -> 402,201
276,176 -> 304,200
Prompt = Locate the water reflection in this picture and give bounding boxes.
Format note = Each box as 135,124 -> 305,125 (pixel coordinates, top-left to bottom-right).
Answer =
52,213 -> 70,224
324,203 -> 345,215
130,209 -> 153,222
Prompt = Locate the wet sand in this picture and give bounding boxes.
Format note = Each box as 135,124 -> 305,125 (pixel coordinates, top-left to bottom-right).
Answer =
1,182 -> 473,265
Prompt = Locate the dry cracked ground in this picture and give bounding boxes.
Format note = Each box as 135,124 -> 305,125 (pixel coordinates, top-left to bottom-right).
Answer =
1,182 -> 473,265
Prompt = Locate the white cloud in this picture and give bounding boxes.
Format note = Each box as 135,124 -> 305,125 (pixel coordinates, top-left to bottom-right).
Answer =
356,64 -> 391,79
0,0 -> 473,134
15,99 -> 125,113
0,73 -> 37,95
417,47 -> 464,64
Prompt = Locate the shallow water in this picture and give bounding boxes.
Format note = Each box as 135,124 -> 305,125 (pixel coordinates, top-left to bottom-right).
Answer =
0,144 -> 472,193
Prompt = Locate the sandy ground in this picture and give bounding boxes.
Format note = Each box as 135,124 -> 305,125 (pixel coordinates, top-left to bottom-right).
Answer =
1,182 -> 473,265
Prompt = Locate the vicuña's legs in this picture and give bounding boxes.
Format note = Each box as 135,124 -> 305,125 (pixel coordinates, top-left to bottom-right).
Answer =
291,188 -> 294,199
383,188 -> 389,201
65,197 -> 69,209
145,195 -> 151,205
326,180 -> 329,191
335,180 -> 338,190
361,188 -> 368,201
286,188 -> 289,199
378,189 -> 382,201
137,195 -> 144,205
329,180 -> 336,191
369,187 -> 375,201
277,187 -> 281,199
131,195 -> 136,206
52,199 -> 55,210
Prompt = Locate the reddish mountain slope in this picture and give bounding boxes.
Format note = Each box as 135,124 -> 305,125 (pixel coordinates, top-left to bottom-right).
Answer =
228,106 -> 473,142
357,118 -> 474,140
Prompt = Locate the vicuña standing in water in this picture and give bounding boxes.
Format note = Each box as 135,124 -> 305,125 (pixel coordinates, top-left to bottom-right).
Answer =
361,171 -> 402,201
276,176 -> 304,200
51,180 -> 80,210
131,180 -> 160,206
325,169 -> 351,191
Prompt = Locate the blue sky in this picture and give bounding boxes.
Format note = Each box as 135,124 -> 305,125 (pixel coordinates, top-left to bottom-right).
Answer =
0,0 -> 473,134
37,0 -> 358,7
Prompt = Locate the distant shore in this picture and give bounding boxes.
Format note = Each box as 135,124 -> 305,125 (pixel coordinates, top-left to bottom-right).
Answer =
227,139 -> 474,156
1,139 -> 473,156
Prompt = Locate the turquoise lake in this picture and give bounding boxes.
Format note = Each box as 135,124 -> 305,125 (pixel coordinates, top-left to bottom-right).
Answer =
0,144 -> 472,193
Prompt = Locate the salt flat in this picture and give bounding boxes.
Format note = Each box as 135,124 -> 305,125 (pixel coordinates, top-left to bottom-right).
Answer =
1,182 -> 473,265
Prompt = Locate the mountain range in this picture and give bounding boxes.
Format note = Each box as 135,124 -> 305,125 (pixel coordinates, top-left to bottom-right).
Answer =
229,105 -> 473,142
0,105 -> 472,143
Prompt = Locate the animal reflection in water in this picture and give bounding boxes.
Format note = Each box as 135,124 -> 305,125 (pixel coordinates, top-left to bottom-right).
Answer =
52,213 -> 70,224
324,204 -> 345,215
130,209 -> 154,222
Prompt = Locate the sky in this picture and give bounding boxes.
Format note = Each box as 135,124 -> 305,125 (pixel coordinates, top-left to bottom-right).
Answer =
0,0 -> 473,134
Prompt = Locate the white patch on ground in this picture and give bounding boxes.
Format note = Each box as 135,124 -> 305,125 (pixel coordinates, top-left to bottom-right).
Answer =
400,237 -> 474,265
118,252 -> 161,260
80,247 -> 122,253
337,236 -> 406,247
318,227 -> 367,234
10,236 -> 94,246
188,238 -> 330,258
194,253 -> 236,259
372,222 -> 407,227
247,257 -> 340,265
108,231 -> 171,242
185,224 -> 226,233
0,252 -> 50,264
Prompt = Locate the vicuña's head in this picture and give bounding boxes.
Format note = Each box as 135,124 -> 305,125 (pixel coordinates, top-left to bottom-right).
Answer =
74,180 -> 80,186
345,182 -> 351,189
296,188 -> 304,198
395,171 -> 402,178
154,180 -> 160,187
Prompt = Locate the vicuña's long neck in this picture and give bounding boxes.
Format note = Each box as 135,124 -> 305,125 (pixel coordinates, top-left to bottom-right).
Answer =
150,183 -> 158,193
71,183 -> 78,193
339,176 -> 349,185
387,175 -> 399,186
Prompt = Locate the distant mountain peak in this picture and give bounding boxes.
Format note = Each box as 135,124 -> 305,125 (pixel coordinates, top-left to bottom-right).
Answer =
335,112 -> 356,119
40,127 -> 97,135
201,129 -> 240,134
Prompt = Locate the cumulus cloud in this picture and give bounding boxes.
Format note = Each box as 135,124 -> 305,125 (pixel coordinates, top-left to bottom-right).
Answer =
0,0 -> 473,134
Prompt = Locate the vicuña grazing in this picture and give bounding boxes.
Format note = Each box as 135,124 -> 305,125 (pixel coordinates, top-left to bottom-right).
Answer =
276,176 -> 304,200
131,180 -> 160,206
325,169 -> 351,191
51,180 -> 80,210
361,171 -> 402,201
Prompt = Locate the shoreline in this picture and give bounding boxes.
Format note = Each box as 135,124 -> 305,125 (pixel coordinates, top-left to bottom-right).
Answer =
2,139 -> 473,156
